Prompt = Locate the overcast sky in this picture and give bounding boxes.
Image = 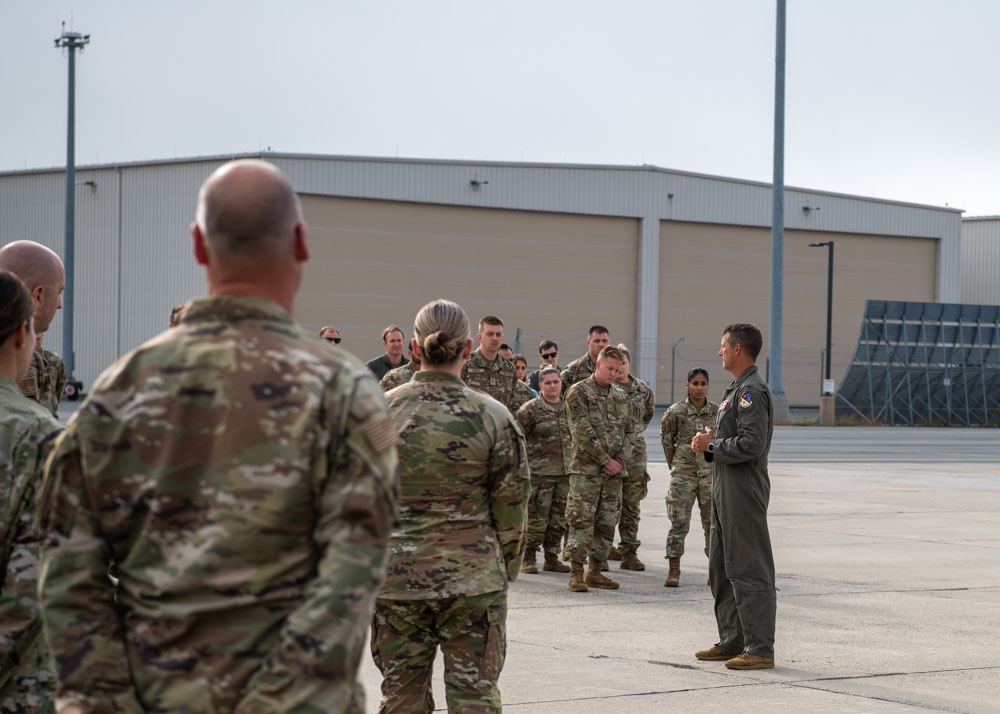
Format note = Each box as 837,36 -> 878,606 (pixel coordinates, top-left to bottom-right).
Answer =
3,1 -> 998,216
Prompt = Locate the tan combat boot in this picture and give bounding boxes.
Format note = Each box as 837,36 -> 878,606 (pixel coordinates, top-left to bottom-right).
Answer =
664,557 -> 681,587
522,551 -> 538,574
568,562 -> 589,592
584,557 -> 620,589
620,547 -> 645,571
608,545 -> 623,561
543,552 -> 570,573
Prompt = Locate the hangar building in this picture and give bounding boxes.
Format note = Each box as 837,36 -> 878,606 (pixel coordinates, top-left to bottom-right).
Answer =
0,153 -> 962,408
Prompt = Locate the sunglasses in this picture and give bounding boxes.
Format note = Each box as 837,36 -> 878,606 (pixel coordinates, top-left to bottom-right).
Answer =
324,337 -> 342,344
541,351 -> 557,360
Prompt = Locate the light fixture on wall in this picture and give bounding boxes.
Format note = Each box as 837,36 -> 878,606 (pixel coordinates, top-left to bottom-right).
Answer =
469,178 -> 489,190
802,205 -> 821,214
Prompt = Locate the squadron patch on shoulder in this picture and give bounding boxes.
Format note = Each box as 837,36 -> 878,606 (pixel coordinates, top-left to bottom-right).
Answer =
739,393 -> 753,409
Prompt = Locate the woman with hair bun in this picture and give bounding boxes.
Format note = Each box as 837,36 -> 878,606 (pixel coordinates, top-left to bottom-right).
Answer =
371,298 -> 530,713
660,367 -> 719,587
0,269 -> 63,708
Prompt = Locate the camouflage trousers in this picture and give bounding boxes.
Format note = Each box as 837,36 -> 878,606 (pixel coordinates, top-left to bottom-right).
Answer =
526,475 -> 569,556
615,459 -> 649,549
371,591 -> 507,714
665,466 -> 713,559
565,473 -> 622,564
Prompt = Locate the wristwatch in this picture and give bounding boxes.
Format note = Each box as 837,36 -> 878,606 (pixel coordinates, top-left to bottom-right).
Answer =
707,441 -> 715,453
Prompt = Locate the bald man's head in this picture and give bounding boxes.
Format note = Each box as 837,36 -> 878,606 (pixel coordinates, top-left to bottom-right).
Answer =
0,240 -> 65,333
191,160 -> 309,311
195,159 -> 302,260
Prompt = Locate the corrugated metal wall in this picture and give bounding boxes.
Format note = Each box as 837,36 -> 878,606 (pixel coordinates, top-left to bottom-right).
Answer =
0,153 -> 963,393
961,217 -> 1000,305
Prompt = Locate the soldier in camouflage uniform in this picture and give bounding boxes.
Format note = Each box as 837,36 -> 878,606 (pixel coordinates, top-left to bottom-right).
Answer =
373,299 -> 529,713
560,325 -> 610,392
661,367 -> 718,587
380,355 -> 417,391
460,315 -> 528,413
564,345 -> 633,592
0,270 -> 63,714
514,367 -> 573,575
611,345 -> 655,571
0,241 -> 66,419
37,160 -> 399,712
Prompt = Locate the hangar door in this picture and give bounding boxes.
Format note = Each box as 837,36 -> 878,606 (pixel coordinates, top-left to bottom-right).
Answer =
657,221 -> 937,408
298,196 -> 639,365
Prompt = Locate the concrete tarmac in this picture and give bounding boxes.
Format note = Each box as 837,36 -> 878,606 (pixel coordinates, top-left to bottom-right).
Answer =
359,424 -> 1000,713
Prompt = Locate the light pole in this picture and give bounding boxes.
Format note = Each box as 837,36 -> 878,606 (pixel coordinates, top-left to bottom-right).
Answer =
55,26 -> 90,396
809,241 -> 834,391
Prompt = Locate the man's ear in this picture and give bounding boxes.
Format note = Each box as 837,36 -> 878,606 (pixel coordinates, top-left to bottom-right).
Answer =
293,223 -> 310,262
192,223 -> 209,266
30,284 -> 45,309
12,320 -> 29,351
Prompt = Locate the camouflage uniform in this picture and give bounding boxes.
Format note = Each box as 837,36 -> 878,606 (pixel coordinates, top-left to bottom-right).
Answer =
379,360 -> 416,391
1,377 -> 62,714
564,376 -> 633,564
373,371 -> 529,714
37,296 -> 398,714
615,375 -> 655,551
514,396 -> 572,559
661,397 -> 719,558
17,349 -> 64,419
559,353 -> 595,392
461,348 -> 525,413
512,379 -> 535,411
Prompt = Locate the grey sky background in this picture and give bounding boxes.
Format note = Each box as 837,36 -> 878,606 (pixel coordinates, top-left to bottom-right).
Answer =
3,1 -> 998,216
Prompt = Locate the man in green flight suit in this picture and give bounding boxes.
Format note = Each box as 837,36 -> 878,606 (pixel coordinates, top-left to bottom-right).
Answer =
691,323 -> 776,670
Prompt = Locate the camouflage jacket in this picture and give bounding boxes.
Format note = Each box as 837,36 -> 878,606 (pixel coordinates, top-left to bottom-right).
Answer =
18,347 -> 65,418
379,360 -> 416,391
661,397 -> 720,475
0,376 -> 62,705
565,376 -> 634,479
515,396 -> 572,478
38,296 -> 399,714
381,370 -> 530,599
560,353 -> 596,392
461,348 -> 523,413
617,375 -> 655,463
